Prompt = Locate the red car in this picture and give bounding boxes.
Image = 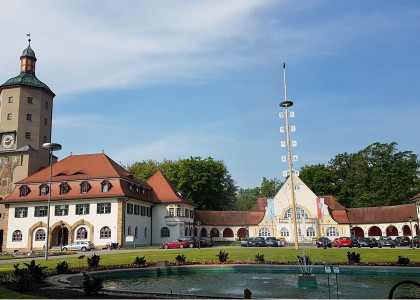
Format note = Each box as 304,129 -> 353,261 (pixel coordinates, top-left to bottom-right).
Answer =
161,240 -> 189,249
336,237 -> 352,248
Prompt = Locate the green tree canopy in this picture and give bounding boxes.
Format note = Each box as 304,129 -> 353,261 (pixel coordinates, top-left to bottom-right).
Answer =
127,157 -> 237,211
299,142 -> 420,208
234,177 -> 283,210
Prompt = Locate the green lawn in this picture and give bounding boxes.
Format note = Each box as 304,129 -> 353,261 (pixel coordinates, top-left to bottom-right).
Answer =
0,286 -> 41,299
0,247 -> 419,275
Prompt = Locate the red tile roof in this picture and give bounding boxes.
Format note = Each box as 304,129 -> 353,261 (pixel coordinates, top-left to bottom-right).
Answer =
250,197 -> 270,211
2,153 -> 151,204
146,171 -> 195,206
195,210 -> 265,226
346,204 -> 417,224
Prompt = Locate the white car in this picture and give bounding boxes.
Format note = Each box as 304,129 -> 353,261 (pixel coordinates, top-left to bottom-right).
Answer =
62,241 -> 95,251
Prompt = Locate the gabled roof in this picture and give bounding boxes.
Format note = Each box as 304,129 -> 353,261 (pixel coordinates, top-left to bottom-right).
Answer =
346,204 -> 417,224
250,197 -> 270,211
146,171 -> 195,206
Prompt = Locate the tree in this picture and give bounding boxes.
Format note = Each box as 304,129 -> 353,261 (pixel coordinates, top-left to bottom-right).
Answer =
301,142 -> 420,208
127,157 -> 237,210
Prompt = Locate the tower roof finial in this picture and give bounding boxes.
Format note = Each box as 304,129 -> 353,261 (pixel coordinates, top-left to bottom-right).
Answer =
26,33 -> 31,46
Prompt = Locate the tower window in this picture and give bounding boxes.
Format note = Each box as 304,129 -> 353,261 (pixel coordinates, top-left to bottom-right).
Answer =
25,132 -> 31,139
8,97 -> 13,103
44,102 -> 48,109
26,114 -> 32,121
43,136 -> 47,142
7,113 -> 12,120
27,97 -> 33,104
44,118 -> 48,125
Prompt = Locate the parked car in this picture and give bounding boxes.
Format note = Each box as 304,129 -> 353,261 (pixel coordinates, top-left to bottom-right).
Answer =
62,241 -> 95,252
358,237 -> 376,248
394,236 -> 411,246
161,239 -> 189,249
333,238 -> 340,247
370,238 -> 379,247
202,237 -> 214,247
336,237 -> 352,248
240,238 -> 249,247
248,238 -> 267,247
350,237 -> 359,247
266,237 -> 280,247
179,237 -> 197,248
378,236 -> 396,248
316,237 -> 332,248
410,236 -> 420,248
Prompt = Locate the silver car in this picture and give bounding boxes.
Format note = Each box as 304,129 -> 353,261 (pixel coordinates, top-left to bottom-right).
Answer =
62,241 -> 95,251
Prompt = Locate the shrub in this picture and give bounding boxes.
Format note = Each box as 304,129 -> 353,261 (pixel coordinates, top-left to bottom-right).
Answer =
23,260 -> 47,283
56,261 -> 70,274
347,251 -> 361,264
175,254 -> 186,263
297,255 -> 311,265
134,256 -> 146,265
255,253 -> 265,263
398,255 -> 410,266
83,273 -> 103,296
217,251 -> 229,263
87,253 -> 100,268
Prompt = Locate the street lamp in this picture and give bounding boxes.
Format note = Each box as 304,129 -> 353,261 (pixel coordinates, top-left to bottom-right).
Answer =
196,220 -> 201,249
408,216 -> 414,249
43,142 -> 62,260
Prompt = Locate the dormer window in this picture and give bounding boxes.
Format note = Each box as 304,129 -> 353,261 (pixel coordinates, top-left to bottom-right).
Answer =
135,185 -> 139,194
19,185 -> 30,197
59,183 -> 70,195
39,184 -> 49,196
128,184 -> 133,192
101,180 -> 112,193
80,181 -> 91,194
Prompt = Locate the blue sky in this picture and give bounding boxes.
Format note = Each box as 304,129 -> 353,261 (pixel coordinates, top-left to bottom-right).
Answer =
1,1 -> 420,188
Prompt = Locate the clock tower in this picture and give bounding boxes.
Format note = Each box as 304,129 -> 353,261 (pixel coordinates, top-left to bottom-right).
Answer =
0,37 -> 55,198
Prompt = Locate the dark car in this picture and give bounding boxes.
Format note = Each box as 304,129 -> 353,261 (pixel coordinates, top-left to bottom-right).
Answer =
358,237 -> 375,248
266,237 -> 279,247
394,236 -> 411,246
248,238 -> 267,247
350,237 -> 359,247
411,236 -> 420,248
378,236 -> 396,248
179,237 -> 198,248
316,237 -> 332,248
203,237 -> 214,247
370,238 -> 379,247
240,238 -> 249,247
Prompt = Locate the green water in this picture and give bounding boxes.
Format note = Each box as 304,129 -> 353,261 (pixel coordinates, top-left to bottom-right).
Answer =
101,266 -> 420,299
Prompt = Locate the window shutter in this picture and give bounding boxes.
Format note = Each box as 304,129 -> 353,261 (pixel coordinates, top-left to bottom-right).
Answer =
55,205 -> 59,216
76,204 -> 80,215
86,204 -> 90,214
107,203 -> 111,213
34,206 -> 39,217
97,203 -> 101,214
14,208 -> 18,218
64,205 -> 69,215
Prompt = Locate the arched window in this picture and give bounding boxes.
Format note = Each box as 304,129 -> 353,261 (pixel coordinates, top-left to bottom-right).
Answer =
127,226 -> 132,236
101,180 -> 112,193
210,228 -> 219,237
12,230 -> 22,241
76,227 -> 88,239
306,227 -> 315,237
134,226 -> 138,237
161,227 -> 170,237
35,229 -> 46,241
100,226 -> 111,238
80,181 -> 91,194
284,207 -> 308,219
280,227 -> 289,237
39,184 -> 49,196
326,227 -> 339,237
259,227 -> 271,237
223,228 -> 234,237
59,183 -> 70,195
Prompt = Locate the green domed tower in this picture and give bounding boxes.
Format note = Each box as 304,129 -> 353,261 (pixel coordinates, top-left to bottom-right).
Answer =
0,36 -> 55,198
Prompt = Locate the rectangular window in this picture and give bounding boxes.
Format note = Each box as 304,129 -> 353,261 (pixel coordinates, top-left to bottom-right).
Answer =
97,203 -> 111,214
76,204 -> 90,215
43,136 -> 47,142
127,203 -> 133,214
14,207 -> 28,218
169,207 -> 174,217
44,101 -> 48,109
134,204 -> 139,215
141,206 -> 146,216
34,206 -> 48,217
176,207 -> 181,217
27,97 -> 33,104
7,113 -> 12,120
54,205 -> 69,216
190,210 -> 194,219
25,132 -> 31,139
26,114 -> 32,121
147,207 -> 151,217
8,97 -> 13,103
44,118 -> 48,125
